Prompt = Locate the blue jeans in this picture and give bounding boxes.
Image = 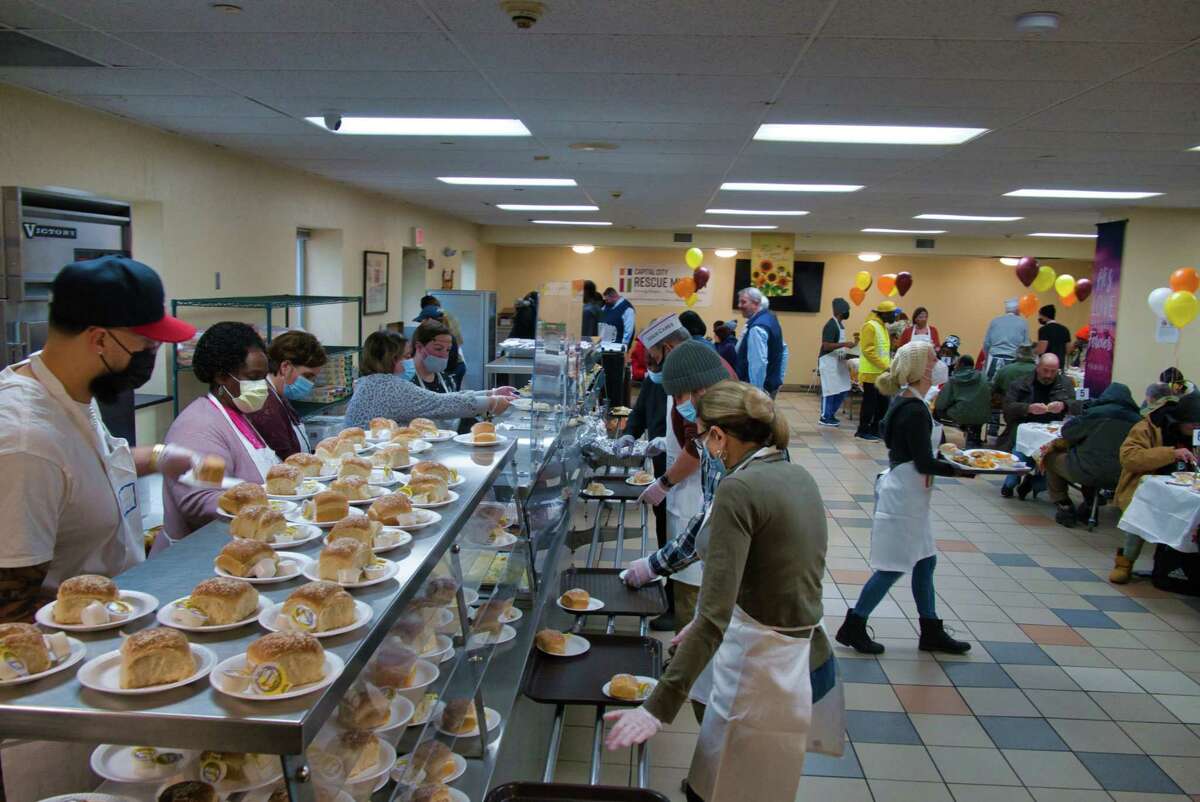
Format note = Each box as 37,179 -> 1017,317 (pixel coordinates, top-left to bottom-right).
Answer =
822,391 -> 847,420
1001,450 -> 1044,492
854,555 -> 938,619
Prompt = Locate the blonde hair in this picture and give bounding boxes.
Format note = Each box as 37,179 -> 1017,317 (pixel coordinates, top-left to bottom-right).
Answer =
694,380 -> 789,449
876,340 -> 936,396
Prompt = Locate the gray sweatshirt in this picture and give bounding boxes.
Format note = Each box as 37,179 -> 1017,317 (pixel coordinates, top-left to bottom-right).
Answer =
982,313 -> 1030,359
342,374 -> 488,430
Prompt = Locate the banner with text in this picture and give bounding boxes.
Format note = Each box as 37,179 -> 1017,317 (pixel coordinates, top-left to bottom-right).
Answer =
1084,219 -> 1125,396
615,265 -> 713,307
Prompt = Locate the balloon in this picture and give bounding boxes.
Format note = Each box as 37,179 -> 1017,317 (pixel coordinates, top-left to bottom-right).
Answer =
1015,256 -> 1039,287
685,293 -> 699,308
673,276 -> 695,300
1032,265 -> 1056,293
849,287 -> 866,306
685,247 -> 704,269
1018,293 -> 1039,317
692,266 -> 710,291
1054,274 -> 1076,299
1148,286 -> 1173,319
1062,291 -> 1078,308
1170,267 -> 1200,294
854,271 -> 872,291
896,271 -> 913,296
1165,290 -> 1199,328
878,273 -> 897,295
889,287 -> 899,297
1074,278 -> 1093,302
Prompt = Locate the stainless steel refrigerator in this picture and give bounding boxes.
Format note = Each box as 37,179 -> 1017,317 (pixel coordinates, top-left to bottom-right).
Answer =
431,289 -> 496,391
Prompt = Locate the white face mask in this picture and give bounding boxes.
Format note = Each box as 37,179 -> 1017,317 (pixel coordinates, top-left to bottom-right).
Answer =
225,378 -> 269,413
931,359 -> 949,385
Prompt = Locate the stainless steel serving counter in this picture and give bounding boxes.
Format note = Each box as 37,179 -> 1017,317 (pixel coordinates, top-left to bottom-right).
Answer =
0,439 -> 516,757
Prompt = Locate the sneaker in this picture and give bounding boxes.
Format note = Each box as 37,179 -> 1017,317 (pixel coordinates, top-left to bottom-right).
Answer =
818,417 -> 840,427
649,613 -> 676,632
855,432 -> 881,441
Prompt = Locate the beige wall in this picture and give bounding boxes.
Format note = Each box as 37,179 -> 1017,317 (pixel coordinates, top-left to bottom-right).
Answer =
1112,209 -> 1200,396
0,84 -> 486,440
487,245 -> 1094,384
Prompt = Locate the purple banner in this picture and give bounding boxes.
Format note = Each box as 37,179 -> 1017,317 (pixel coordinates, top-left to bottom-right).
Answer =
1084,219 -> 1126,396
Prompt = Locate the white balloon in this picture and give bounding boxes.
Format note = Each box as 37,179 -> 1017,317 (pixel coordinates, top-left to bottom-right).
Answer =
1148,287 -> 1173,319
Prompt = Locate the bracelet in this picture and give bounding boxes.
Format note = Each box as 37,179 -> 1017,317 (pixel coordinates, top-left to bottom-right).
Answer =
149,443 -> 165,471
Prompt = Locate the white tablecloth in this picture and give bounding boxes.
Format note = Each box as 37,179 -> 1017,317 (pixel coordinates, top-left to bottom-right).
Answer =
1119,475 -> 1200,553
1065,367 -> 1085,388
1015,422 -> 1064,466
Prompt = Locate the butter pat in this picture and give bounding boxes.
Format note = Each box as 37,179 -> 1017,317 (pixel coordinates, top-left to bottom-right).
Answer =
81,601 -> 110,626
0,650 -> 27,680
251,558 -> 278,579
337,568 -> 361,584
219,668 -> 252,693
375,531 -> 398,548
277,559 -> 298,576
363,560 -> 388,580
172,601 -> 209,627
44,632 -> 71,661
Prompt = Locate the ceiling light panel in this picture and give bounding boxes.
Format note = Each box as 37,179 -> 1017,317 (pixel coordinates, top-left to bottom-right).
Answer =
916,214 -> 1023,221
438,177 -> 576,186
1028,232 -> 1098,238
705,208 -> 810,216
531,220 -> 612,226
496,204 -> 598,211
754,123 -> 987,145
720,182 -> 863,192
696,223 -> 778,230
862,228 -> 947,234
304,117 -> 531,136
1004,188 -> 1163,199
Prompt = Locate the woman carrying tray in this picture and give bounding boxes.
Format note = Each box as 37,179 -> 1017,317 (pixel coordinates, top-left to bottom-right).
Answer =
835,340 -> 973,656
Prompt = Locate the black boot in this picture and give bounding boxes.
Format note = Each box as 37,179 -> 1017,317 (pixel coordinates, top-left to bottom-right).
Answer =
1016,475 -> 1034,501
919,618 -> 971,654
1055,501 -> 1077,528
836,610 -> 884,655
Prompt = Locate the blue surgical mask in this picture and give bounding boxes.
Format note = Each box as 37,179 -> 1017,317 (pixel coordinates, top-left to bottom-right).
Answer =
424,354 -> 449,374
676,399 -> 697,421
402,358 -> 417,381
646,370 -> 663,385
284,375 -> 314,400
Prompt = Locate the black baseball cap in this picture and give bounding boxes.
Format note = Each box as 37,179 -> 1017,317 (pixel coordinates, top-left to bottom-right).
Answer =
49,256 -> 196,343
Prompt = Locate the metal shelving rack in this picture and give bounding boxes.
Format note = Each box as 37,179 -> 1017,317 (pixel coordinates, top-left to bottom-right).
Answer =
169,294 -> 363,418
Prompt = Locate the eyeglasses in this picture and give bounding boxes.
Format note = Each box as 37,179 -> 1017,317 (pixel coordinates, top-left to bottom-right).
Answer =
690,428 -> 710,453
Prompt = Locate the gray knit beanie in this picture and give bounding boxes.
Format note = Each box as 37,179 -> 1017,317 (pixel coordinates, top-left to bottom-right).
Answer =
662,340 -> 729,396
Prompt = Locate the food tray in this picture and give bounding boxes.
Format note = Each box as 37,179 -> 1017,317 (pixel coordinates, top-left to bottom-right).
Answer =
937,454 -> 1031,475
486,782 -> 670,802
580,475 -> 645,501
559,568 -> 667,617
523,634 -> 662,706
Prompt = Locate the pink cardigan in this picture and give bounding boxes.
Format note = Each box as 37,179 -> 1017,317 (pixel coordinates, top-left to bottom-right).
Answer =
162,396 -> 267,539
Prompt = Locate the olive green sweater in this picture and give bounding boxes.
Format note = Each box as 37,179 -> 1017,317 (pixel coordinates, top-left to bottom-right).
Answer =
644,451 -> 830,723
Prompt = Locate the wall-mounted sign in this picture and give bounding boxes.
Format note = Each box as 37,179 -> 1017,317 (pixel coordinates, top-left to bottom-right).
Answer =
615,265 -> 712,307
22,223 -> 77,239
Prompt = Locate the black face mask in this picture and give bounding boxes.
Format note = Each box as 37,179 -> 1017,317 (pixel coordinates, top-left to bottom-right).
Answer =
91,332 -> 158,404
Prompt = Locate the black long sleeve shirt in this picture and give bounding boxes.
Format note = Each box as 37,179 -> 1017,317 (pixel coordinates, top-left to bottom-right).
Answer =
882,397 -> 957,477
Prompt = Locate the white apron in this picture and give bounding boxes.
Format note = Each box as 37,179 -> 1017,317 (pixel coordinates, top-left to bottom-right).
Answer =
665,394 -> 704,587
868,396 -> 941,573
910,328 -> 933,344
818,320 -> 852,398
985,353 -> 1014,382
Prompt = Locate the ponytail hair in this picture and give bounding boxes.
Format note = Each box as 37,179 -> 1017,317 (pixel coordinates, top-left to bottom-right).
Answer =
694,380 -> 789,449
876,340 -> 937,396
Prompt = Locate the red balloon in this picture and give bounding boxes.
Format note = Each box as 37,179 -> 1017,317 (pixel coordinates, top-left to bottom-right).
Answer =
1015,257 -> 1039,287
692,266 -> 711,291
1074,277 -> 1093,302
896,271 -> 913,296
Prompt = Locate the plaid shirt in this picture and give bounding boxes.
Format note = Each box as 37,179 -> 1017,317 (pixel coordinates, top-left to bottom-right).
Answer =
647,450 -> 724,576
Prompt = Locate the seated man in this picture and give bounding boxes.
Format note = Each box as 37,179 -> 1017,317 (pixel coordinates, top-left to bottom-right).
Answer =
999,353 -> 1074,498
934,355 -> 992,448
992,344 -> 1037,399
1043,382 -> 1141,527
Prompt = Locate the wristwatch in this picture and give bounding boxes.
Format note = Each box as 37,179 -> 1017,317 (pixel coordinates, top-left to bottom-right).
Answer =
659,475 -> 675,489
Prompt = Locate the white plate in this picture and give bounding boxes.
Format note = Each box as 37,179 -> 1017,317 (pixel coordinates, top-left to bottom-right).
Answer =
178,470 -> 239,490
39,795 -> 136,802
403,489 -> 460,509
369,468 -> 402,486
452,432 -> 508,447
444,587 -> 479,608
421,633 -> 455,662
373,528 -> 414,553
397,508 -> 444,531
263,523 -> 324,549
625,475 -> 655,487
78,644 -> 215,695
421,429 -> 457,442
602,675 -> 658,702
210,651 -> 343,701
302,558 -> 398,589
537,633 -> 591,658
430,607 -> 458,634
36,590 -> 158,632
374,693 -> 416,733
258,599 -> 373,638
215,552 -> 309,584
582,486 -> 615,497
345,485 -> 389,506
402,659 -> 441,696
467,624 -> 517,650
557,595 -> 604,613
618,568 -> 666,586
288,507 -> 368,529
89,743 -> 198,785
378,439 -> 432,454
434,703 -> 502,739
265,479 -> 328,501
0,636 -> 86,687
313,735 -> 395,788
468,605 -> 522,625
469,531 -> 518,549
216,499 -> 299,520
245,788 -> 353,802
157,595 -> 266,632
391,750 -> 467,785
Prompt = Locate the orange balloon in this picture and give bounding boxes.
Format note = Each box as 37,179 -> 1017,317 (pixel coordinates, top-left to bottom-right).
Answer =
673,276 -> 696,300
1170,267 -> 1200,294
849,287 -> 866,306
1062,291 -> 1078,308
877,273 -> 897,295
1018,293 -> 1039,318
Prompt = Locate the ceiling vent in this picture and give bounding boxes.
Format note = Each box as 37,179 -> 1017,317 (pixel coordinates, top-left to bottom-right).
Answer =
673,233 -> 694,243
0,31 -> 104,67
915,238 -> 936,249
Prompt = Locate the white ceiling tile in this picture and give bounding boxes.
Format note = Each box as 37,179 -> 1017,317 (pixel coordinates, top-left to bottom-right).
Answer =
132,115 -> 314,136
17,29 -> 169,67
0,66 -> 220,94
116,32 -> 465,70
515,99 -> 763,126
0,0 -> 85,30
489,71 -> 779,103
261,96 -> 510,118
200,69 -> 493,99
775,77 -> 1091,109
68,94 -> 282,118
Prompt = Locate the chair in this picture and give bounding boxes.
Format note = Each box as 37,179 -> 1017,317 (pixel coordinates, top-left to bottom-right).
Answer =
1087,488 -> 1115,531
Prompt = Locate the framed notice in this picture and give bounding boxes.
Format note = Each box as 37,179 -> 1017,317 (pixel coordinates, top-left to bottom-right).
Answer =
363,250 -> 390,315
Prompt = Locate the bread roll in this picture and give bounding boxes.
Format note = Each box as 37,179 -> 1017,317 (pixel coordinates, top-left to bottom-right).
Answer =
420,577 -> 459,606
367,492 -> 413,526
410,418 -> 439,435
372,444 -> 409,469
264,464 -> 302,495
0,622 -> 51,675
369,417 -> 397,436
338,682 -> 391,729
412,740 -> 456,782
157,781 -> 217,802
473,431 -> 498,444
284,452 -> 324,477
337,455 -> 372,479
407,477 -> 449,505
184,577 -> 258,626
218,482 -> 268,515
560,588 -> 590,610
315,436 -> 355,462
246,632 -> 325,688
310,490 -> 349,523
474,598 -> 513,636
471,421 -> 496,436
391,611 -> 436,654
195,455 -> 226,485
282,581 -> 356,632
368,644 -> 418,689
339,426 -> 367,446
120,628 -> 196,689
410,461 -> 453,483
609,673 -> 643,701
329,476 -> 371,501
535,629 -> 567,655
441,698 -> 478,734
54,574 -> 119,624
412,785 -> 453,802
318,537 -> 370,582
328,515 -> 380,548
229,505 -> 288,543
214,539 -> 277,578
390,426 -> 423,442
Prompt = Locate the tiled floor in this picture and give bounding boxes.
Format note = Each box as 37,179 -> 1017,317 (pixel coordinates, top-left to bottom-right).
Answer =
554,392 -> 1200,801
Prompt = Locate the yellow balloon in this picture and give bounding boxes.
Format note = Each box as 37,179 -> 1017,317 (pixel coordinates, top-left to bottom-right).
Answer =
685,292 -> 699,308
1032,265 -> 1056,293
854,271 -> 873,291
1165,290 -> 1199,328
685,247 -> 704,269
1054,273 -> 1076,299
889,286 -> 899,297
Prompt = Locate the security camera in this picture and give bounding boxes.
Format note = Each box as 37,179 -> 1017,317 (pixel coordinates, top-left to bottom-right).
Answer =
501,0 -> 544,29
322,113 -> 342,132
